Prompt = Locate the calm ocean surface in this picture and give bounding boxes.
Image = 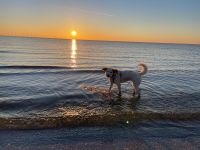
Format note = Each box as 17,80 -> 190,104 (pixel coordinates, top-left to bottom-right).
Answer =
0,36 -> 200,129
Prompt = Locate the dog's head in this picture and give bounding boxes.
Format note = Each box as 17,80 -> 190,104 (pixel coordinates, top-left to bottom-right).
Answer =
102,68 -> 118,78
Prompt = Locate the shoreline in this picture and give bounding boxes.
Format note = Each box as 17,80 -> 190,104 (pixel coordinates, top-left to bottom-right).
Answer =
0,112 -> 199,129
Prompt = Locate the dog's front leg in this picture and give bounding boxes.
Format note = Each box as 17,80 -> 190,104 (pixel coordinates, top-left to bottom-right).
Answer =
116,83 -> 121,96
108,82 -> 113,93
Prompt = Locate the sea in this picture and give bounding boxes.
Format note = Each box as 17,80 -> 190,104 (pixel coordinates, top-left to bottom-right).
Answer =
0,36 -> 199,149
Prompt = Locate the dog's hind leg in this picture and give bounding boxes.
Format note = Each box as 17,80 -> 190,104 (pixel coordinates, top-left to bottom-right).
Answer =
132,82 -> 140,98
132,82 -> 136,96
135,86 -> 141,99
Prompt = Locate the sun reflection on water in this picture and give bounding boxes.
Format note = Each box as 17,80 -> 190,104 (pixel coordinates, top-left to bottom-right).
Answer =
71,39 -> 77,68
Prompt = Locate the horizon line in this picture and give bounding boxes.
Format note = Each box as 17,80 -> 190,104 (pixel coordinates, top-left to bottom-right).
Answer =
0,35 -> 199,46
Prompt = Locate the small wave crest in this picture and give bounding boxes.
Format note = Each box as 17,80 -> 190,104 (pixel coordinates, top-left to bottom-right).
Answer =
0,65 -> 103,75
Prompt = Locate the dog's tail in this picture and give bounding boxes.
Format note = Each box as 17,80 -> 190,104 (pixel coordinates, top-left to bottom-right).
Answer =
138,63 -> 148,76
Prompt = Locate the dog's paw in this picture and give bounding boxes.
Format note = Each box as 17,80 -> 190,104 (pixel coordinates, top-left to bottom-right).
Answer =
137,93 -> 141,99
118,93 -> 122,97
135,93 -> 141,99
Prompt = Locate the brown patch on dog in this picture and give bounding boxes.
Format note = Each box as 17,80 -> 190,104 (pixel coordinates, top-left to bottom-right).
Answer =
102,68 -> 108,72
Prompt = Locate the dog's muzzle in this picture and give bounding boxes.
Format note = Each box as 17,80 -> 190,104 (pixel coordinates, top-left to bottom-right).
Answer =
107,75 -> 110,77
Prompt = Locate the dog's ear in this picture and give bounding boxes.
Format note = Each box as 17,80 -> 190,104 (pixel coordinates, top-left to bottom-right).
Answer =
113,69 -> 118,74
102,68 -> 107,72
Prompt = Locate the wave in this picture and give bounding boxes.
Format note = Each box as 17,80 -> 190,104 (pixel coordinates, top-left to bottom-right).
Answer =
0,94 -> 90,111
0,66 -> 103,76
0,65 -> 199,76
0,111 -> 199,129
1,65 -> 199,71
0,65 -> 103,72
0,65 -> 70,69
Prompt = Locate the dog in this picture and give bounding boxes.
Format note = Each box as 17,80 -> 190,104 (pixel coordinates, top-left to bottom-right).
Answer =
102,63 -> 148,97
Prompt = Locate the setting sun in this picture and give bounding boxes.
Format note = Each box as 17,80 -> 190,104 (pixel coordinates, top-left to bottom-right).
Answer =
71,30 -> 77,37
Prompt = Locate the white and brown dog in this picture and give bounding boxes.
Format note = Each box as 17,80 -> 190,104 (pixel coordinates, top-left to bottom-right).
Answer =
102,63 -> 148,97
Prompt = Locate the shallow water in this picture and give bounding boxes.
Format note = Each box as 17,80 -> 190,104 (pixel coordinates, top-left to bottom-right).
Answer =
0,121 -> 199,150
0,36 -> 200,129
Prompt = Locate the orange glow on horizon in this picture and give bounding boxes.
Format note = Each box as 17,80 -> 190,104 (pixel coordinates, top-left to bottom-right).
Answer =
0,27 -> 199,45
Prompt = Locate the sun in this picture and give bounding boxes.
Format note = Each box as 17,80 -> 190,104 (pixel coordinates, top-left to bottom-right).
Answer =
71,30 -> 77,37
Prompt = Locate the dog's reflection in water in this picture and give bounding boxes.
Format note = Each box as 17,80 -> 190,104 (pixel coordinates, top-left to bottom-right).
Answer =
80,84 -> 140,103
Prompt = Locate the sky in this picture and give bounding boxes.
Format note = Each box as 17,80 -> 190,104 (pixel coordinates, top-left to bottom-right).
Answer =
0,0 -> 200,44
